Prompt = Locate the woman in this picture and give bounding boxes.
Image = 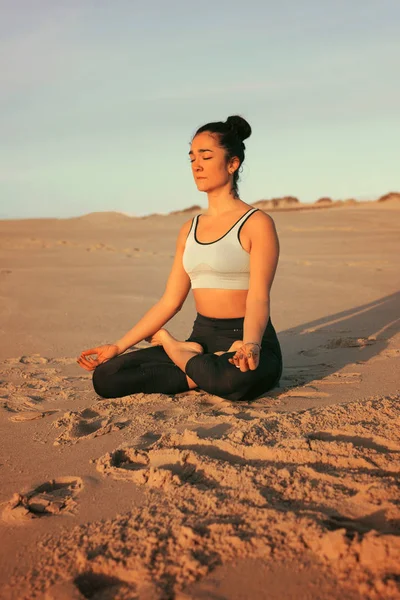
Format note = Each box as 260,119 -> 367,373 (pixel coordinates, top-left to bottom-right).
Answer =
77,115 -> 283,402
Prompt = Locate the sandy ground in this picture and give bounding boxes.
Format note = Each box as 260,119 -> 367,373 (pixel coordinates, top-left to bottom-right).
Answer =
0,202 -> 399,600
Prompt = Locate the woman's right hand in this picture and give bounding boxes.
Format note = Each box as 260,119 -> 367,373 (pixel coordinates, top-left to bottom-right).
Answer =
77,344 -> 120,371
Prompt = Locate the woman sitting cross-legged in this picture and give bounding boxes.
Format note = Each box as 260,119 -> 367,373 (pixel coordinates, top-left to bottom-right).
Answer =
77,114 -> 283,402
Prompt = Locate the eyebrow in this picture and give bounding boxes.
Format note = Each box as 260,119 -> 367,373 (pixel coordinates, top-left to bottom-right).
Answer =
188,148 -> 214,155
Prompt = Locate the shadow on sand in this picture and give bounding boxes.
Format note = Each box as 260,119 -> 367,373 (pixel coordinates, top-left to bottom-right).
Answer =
265,289 -> 400,398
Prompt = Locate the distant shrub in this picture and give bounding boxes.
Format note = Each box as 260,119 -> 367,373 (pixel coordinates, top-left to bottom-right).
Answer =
315,197 -> 333,204
378,192 -> 400,202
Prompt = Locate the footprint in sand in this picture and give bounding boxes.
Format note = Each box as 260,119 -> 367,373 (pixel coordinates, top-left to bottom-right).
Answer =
135,431 -> 162,448
97,422 -> 400,493
325,336 -> 376,349
45,573 -> 153,599
2,394 -> 59,422
20,354 -> 50,364
8,409 -> 59,422
49,357 -> 82,365
2,477 -> 83,523
279,363 -> 333,386
3,355 -> 49,365
3,355 -> 86,367
298,348 -> 320,357
306,431 -> 400,453
53,407 -> 129,445
307,372 -> 362,386
153,405 -> 186,420
2,393 -> 43,410
323,510 -> 400,538
298,337 -> 377,357
95,445 -> 217,489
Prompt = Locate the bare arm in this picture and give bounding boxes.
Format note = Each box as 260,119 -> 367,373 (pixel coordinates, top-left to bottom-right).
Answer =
228,212 -> 280,372
113,218 -> 193,354
243,211 -> 280,345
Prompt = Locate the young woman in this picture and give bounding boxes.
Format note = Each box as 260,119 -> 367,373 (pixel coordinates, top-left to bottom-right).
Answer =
77,115 -> 283,402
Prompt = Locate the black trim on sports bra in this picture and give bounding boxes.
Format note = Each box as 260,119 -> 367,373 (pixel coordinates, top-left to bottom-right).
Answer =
237,208 -> 259,250
185,216 -> 195,241
194,208 -> 258,245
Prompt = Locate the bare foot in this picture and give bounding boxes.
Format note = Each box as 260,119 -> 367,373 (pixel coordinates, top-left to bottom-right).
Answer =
146,328 -> 169,346
147,329 -> 204,355
214,340 -> 243,356
228,340 -> 243,352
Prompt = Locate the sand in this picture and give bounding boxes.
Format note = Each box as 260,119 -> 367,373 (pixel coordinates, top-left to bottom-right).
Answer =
0,201 -> 399,599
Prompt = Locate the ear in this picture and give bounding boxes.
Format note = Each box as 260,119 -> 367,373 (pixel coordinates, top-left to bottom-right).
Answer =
228,156 -> 240,174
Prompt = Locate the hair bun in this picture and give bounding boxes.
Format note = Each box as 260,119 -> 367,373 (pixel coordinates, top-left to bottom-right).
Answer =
225,115 -> 252,141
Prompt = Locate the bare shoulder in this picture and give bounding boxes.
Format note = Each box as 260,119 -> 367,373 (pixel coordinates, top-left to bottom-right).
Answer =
246,210 -> 279,256
248,209 -> 277,233
179,216 -> 195,237
181,215 -> 195,233
176,215 -> 196,248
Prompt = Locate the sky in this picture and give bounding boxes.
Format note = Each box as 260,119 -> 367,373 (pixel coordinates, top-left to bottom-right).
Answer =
0,0 -> 399,219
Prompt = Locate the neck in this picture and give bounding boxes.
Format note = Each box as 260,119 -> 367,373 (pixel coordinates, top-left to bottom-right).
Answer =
205,183 -> 241,216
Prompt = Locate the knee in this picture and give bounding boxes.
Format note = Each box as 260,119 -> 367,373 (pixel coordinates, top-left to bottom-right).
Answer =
204,367 -> 280,402
200,377 -> 238,400
211,381 -> 251,401
92,363 -> 115,399
185,354 -> 243,399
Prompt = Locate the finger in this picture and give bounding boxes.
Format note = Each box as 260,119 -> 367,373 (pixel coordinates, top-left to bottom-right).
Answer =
238,352 -> 249,372
77,356 -> 95,370
228,352 -> 240,367
85,355 -> 97,364
248,356 -> 258,370
86,357 -> 99,368
77,355 -> 91,366
246,349 -> 258,370
247,355 -> 257,370
78,354 -> 96,365
78,352 -> 99,366
77,358 -> 91,371
77,359 -> 91,371
238,346 -> 249,367
80,348 -> 99,357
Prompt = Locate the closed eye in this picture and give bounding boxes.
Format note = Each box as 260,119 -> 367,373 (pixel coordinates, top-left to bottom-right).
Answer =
190,158 -> 212,163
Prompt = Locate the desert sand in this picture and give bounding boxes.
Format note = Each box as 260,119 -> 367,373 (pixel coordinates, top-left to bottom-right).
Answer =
0,199 -> 399,600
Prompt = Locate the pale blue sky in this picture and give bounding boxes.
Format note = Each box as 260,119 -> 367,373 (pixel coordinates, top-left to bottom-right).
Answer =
1,0 -> 399,218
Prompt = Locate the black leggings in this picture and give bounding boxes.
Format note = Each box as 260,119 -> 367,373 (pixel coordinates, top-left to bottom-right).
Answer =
92,312 -> 283,402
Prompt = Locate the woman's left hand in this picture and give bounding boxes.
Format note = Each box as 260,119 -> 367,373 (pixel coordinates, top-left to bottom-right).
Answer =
228,342 -> 261,372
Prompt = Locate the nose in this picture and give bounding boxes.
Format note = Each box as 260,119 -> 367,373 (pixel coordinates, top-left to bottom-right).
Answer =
192,161 -> 203,172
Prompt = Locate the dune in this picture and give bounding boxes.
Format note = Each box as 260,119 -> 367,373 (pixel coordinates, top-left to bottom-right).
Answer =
69,211 -> 138,225
378,192 -> 400,203
53,193 -> 400,227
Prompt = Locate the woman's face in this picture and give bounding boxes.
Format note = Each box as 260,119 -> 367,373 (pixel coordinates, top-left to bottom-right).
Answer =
189,131 -> 239,193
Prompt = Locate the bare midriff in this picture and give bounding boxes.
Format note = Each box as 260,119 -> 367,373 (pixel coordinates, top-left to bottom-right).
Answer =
192,289 -> 248,318
190,205 -> 253,319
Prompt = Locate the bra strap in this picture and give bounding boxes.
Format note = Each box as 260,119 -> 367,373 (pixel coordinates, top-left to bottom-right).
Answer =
233,207 -> 259,229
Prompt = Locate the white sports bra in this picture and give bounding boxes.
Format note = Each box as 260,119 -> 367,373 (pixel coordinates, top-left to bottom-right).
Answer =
182,208 -> 259,289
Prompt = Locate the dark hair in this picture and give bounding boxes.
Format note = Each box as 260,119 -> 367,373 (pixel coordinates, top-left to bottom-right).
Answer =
193,115 -> 252,199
